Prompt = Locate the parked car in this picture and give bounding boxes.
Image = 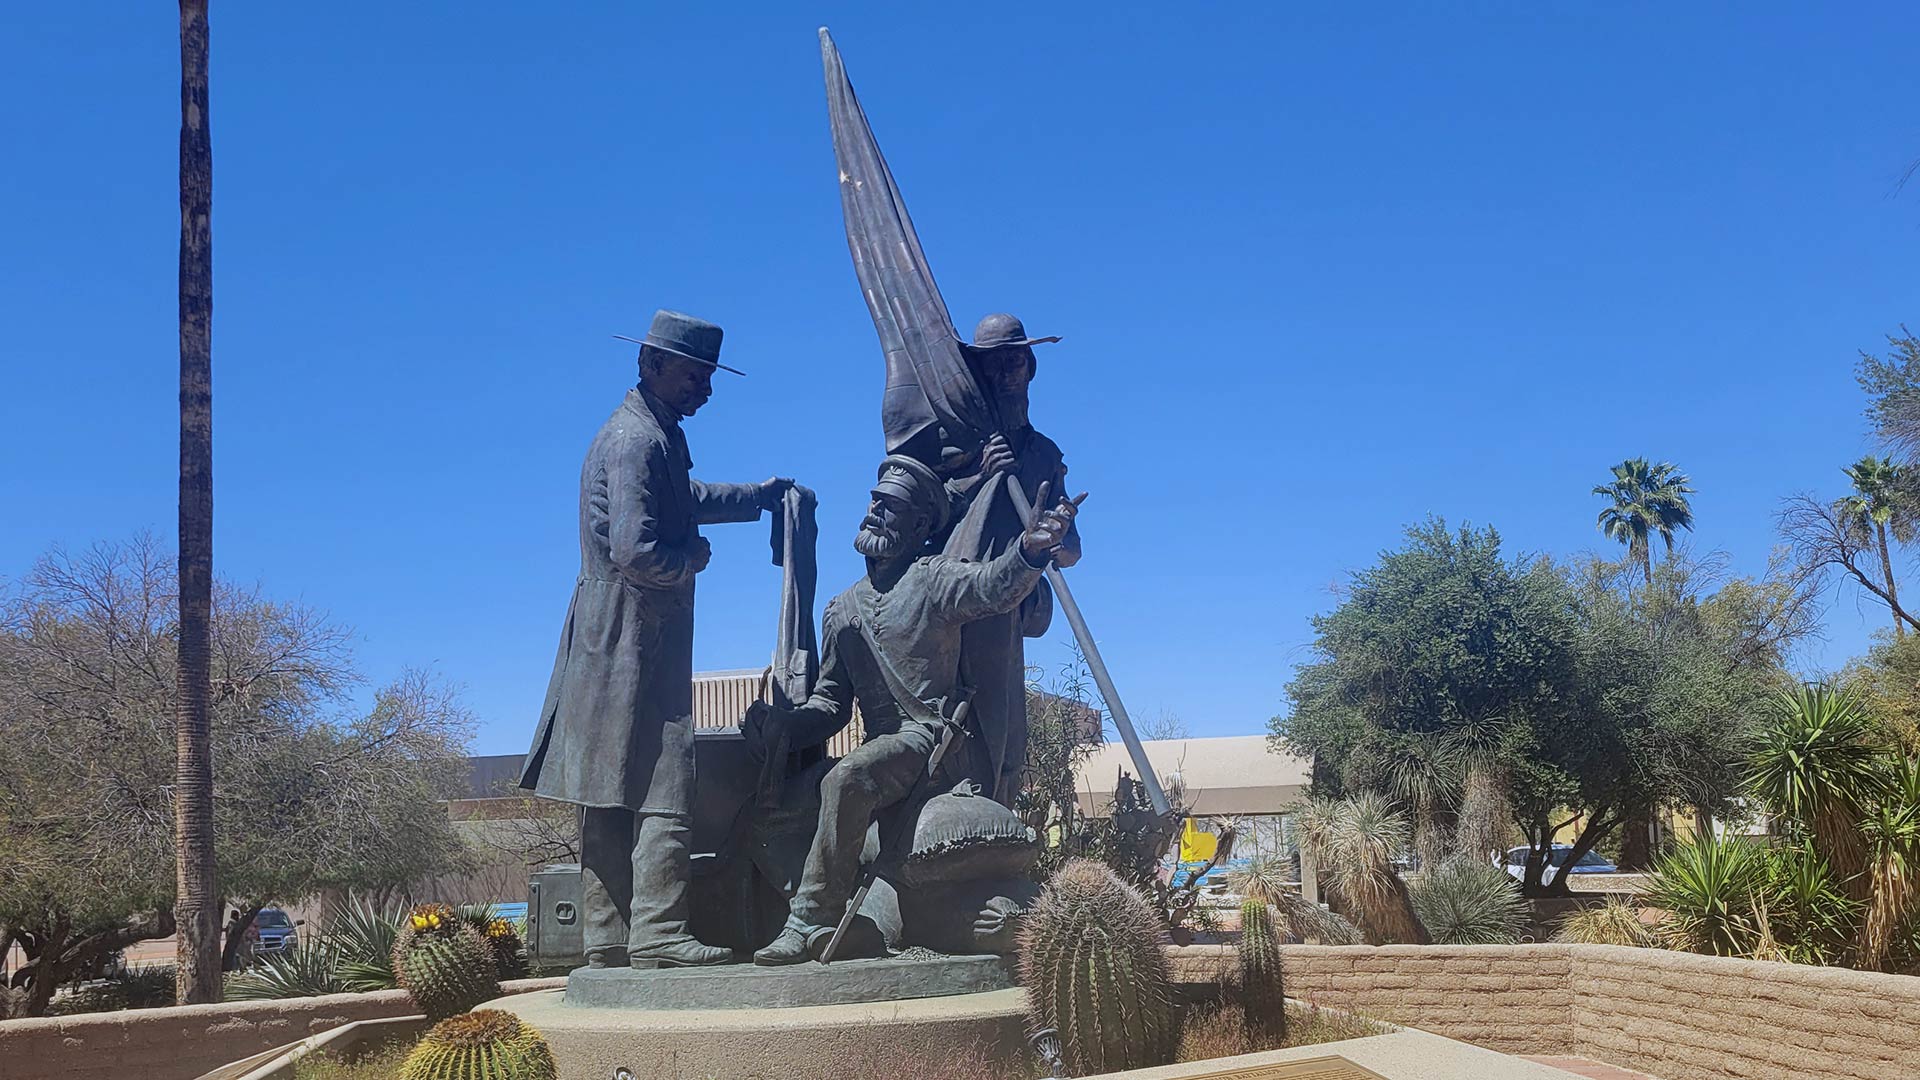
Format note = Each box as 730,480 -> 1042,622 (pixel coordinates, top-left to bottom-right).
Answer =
1495,844 -> 1616,885
251,908 -> 300,956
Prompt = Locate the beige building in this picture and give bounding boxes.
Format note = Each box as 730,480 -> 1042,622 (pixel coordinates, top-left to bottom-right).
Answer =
1073,734 -> 1312,818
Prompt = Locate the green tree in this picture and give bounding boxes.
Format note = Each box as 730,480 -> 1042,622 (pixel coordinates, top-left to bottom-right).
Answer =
1275,524 -> 1807,898
1273,520 -> 1580,889
1593,458 -> 1696,584
1839,456 -> 1915,640
1856,328 -> 1920,459
0,538 -> 474,1016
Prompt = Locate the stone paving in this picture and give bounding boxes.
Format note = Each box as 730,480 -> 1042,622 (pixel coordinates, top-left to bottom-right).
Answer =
1525,1056 -> 1664,1080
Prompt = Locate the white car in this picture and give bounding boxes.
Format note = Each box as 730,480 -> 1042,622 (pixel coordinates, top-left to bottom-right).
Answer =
1495,844 -> 1616,885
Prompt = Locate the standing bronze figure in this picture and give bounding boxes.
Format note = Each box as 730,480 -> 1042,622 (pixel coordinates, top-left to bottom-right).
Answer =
518,309 -> 792,969
942,313 -> 1081,804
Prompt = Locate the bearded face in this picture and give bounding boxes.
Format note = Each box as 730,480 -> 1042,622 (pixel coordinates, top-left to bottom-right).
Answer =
854,492 -> 923,560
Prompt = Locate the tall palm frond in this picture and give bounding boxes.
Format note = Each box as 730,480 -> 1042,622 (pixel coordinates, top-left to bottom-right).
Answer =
1593,458 -> 1696,583
1840,456 -> 1915,638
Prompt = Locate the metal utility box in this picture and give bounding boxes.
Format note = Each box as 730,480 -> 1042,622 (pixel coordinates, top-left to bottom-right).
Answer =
526,863 -> 583,972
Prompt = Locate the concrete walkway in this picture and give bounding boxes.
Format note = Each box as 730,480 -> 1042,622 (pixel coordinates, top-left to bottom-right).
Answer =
1525,1056 -> 1663,1080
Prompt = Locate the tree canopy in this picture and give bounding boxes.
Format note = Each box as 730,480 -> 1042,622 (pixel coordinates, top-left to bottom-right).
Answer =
0,537 -> 474,1015
1273,521 -> 1806,896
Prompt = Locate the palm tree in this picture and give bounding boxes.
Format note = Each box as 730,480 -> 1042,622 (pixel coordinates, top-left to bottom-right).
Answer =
1594,458 -> 1696,584
174,0 -> 219,1004
1839,456 -> 1914,639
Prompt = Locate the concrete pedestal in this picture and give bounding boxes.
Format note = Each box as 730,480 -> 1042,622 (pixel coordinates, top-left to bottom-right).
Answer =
486,986 -> 1030,1080
564,953 -> 1014,1009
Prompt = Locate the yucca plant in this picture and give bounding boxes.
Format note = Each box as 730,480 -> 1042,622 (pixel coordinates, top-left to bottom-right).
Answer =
1224,856 -> 1296,908
225,941 -> 347,1001
1858,756 -> 1920,970
1552,897 -> 1654,947
1647,833 -> 1767,956
1409,860 -> 1528,945
1758,843 -> 1858,966
1267,890 -> 1363,946
1296,795 -> 1429,945
1748,686 -> 1887,903
327,897 -> 407,992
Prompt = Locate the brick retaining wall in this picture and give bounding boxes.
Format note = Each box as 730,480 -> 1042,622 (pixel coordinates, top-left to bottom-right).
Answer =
12,951 -> 1919,1080
1171,944 -> 1920,1080
0,978 -> 562,1080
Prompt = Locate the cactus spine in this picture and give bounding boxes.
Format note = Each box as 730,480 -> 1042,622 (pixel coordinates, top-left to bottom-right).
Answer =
398,1009 -> 556,1080
1017,859 -> 1177,1075
393,904 -> 502,1021
1238,898 -> 1287,1040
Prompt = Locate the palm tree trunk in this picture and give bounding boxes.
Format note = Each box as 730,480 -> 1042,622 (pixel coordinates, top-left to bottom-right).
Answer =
173,0 -> 219,1006
1639,541 -> 1654,586
1879,521 -> 1904,640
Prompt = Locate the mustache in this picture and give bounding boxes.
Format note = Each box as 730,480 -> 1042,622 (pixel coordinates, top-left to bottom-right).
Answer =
854,522 -> 903,558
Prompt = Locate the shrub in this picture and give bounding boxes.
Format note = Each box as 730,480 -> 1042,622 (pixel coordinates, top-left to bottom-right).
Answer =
1647,833 -> 1767,956
1551,897 -> 1653,947
1408,860 -> 1527,945
1018,859 -> 1178,1075
226,942 -> 346,1001
46,963 -> 176,1015
1297,796 -> 1429,945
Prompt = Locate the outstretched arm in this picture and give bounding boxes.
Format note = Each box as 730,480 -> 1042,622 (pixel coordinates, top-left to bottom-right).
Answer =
938,482 -> 1087,621
693,475 -> 795,524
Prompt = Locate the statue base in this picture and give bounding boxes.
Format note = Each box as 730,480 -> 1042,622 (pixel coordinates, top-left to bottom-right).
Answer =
561,952 -> 1014,1010
484,984 -> 1029,1080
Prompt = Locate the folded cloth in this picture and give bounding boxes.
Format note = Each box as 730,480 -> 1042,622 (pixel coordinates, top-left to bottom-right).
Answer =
769,484 -> 819,708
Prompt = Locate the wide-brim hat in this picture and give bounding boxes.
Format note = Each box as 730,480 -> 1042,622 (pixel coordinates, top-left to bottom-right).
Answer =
872,454 -> 951,535
968,312 -> 1061,351
615,308 -> 745,376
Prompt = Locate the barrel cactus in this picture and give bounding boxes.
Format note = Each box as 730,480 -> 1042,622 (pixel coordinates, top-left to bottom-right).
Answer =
1238,898 -> 1286,1040
397,1009 -> 556,1080
460,907 -> 531,981
1017,859 -> 1177,1075
393,904 -> 501,1020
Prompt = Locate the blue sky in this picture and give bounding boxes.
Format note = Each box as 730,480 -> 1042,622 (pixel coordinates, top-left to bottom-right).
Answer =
4,4 -> 1917,752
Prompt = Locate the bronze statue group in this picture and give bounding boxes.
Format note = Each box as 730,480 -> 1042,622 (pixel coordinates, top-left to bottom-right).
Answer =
515,30 -> 1102,972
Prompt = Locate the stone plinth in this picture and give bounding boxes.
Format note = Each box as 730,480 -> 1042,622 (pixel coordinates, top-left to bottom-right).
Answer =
563,953 -> 1014,1009
485,986 -> 1029,1080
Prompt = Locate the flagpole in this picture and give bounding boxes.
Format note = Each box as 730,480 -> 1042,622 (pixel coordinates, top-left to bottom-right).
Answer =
1006,482 -> 1171,817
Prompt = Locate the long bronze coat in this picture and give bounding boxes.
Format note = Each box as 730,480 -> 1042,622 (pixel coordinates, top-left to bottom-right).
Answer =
518,388 -> 761,814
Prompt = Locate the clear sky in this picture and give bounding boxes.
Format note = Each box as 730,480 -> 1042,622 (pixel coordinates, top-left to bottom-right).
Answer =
4,4 -> 1917,753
